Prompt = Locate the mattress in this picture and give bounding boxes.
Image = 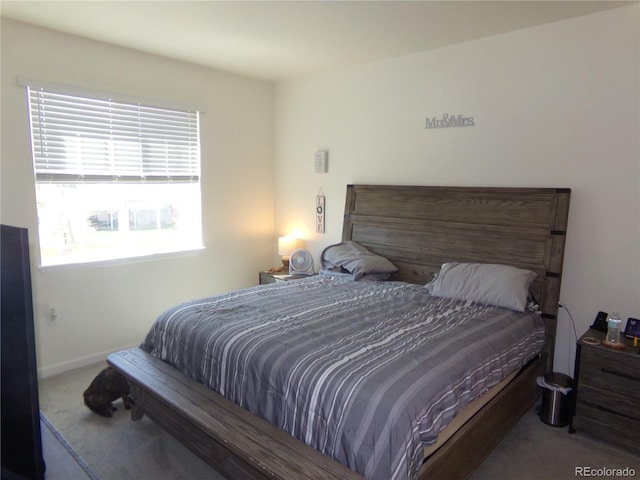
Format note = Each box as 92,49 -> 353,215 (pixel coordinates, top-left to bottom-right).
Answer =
141,275 -> 545,480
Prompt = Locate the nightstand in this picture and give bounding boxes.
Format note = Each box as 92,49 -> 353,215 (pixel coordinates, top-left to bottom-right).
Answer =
571,328 -> 640,455
258,270 -> 313,285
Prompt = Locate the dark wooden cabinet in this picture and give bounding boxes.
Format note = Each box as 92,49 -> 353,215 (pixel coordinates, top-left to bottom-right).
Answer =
571,328 -> 640,455
1,225 -> 45,480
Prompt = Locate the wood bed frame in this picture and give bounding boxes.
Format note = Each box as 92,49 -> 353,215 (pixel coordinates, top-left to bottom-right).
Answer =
109,184 -> 571,480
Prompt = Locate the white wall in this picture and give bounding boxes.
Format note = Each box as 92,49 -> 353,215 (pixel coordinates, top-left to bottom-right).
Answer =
274,5 -> 640,375
3,6 -> 638,378
1,19 -> 275,376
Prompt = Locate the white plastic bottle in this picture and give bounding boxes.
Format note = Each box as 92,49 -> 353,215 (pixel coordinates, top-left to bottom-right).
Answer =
606,312 -> 622,344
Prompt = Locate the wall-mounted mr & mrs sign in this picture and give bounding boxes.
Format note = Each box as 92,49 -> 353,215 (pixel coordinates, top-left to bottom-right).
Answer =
425,113 -> 475,129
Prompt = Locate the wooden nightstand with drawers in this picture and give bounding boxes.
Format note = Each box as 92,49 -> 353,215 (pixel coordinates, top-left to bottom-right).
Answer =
258,270 -> 314,285
571,328 -> 640,455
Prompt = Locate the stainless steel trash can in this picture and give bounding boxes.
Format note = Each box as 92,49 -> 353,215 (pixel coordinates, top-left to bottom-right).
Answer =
539,372 -> 573,427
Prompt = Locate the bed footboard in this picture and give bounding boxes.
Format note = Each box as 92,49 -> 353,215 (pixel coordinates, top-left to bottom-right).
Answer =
107,348 -> 363,480
109,347 -> 543,480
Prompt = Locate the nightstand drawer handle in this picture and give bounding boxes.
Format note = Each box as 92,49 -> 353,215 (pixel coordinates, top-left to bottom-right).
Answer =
600,367 -> 640,382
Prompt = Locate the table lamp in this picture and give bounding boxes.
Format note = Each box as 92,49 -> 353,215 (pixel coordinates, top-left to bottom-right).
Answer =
278,236 -> 297,270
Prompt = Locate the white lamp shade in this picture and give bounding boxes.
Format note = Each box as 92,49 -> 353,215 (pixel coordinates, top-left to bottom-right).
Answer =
278,236 -> 297,257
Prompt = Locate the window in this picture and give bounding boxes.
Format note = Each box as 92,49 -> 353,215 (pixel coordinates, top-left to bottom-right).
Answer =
26,82 -> 203,266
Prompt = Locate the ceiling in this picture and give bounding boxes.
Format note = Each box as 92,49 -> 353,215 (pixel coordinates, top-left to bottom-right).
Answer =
1,1 -> 634,82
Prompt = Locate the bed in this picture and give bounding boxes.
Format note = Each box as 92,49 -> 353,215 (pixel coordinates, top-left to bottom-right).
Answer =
108,184 -> 571,480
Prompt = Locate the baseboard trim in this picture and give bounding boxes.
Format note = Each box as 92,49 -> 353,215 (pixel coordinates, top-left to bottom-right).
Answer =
38,344 -> 139,378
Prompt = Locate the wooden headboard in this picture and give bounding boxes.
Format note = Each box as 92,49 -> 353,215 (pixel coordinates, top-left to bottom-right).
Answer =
342,185 -> 571,367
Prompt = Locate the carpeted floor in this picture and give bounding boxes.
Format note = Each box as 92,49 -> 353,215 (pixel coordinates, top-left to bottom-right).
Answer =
41,413 -> 98,480
39,361 -> 224,480
39,361 -> 640,480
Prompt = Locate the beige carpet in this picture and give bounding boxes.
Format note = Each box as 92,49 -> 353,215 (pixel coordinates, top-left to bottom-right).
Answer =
470,408 -> 640,480
41,413 -> 98,480
39,361 -> 224,480
40,361 -> 640,480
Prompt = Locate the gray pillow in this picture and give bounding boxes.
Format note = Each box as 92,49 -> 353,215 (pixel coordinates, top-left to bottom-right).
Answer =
425,262 -> 537,312
320,241 -> 397,280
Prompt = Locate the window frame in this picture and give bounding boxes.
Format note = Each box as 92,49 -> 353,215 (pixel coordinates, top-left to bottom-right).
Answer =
21,78 -> 205,267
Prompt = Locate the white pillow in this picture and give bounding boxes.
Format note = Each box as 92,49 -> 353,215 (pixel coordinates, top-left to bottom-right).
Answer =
425,263 -> 537,312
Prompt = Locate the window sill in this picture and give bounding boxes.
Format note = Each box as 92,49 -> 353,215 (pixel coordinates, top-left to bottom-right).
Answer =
38,246 -> 206,272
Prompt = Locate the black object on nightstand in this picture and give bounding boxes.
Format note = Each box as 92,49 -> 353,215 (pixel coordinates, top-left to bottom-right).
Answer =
259,270 -> 314,285
570,328 -> 640,455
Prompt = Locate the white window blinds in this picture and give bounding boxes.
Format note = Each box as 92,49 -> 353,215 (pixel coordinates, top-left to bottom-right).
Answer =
28,87 -> 200,183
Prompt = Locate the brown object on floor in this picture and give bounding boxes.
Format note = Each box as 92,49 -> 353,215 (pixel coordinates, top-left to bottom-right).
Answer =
83,366 -> 133,417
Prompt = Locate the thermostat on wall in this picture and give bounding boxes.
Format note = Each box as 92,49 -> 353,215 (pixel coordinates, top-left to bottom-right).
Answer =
314,150 -> 328,173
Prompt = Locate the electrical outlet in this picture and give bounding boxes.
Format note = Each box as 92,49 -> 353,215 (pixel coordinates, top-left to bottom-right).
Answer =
48,307 -> 57,324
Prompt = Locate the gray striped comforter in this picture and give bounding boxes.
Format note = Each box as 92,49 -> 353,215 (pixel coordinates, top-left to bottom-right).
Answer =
141,275 -> 545,480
